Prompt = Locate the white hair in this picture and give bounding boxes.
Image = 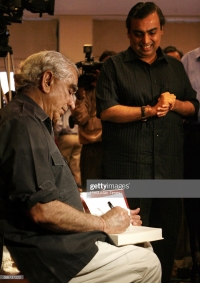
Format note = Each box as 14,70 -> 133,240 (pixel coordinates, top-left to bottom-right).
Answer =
14,50 -> 78,91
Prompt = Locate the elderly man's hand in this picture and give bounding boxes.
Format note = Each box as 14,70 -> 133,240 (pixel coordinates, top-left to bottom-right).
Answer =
101,206 -> 130,234
130,208 -> 142,226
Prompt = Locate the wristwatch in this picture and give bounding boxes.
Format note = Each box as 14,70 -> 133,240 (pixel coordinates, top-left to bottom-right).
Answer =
141,106 -> 147,121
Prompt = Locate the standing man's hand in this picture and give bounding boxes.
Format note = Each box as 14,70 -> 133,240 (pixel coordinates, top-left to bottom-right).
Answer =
155,92 -> 176,117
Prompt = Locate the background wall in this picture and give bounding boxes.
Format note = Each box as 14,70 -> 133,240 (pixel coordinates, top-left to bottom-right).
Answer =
0,19 -> 58,71
58,16 -> 93,62
0,16 -> 200,72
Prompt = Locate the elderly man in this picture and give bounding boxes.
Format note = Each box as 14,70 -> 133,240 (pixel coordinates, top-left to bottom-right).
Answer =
0,51 -> 161,283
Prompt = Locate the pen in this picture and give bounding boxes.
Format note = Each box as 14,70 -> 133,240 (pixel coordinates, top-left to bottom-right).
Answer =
108,201 -> 114,209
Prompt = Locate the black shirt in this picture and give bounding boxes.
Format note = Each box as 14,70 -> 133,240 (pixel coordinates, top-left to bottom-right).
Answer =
0,94 -> 109,283
96,47 -> 199,179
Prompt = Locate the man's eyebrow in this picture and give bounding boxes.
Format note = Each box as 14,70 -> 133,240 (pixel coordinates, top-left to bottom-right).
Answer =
133,27 -> 158,33
148,27 -> 158,32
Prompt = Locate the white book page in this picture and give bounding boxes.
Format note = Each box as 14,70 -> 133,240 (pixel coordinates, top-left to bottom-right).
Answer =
80,191 -> 129,216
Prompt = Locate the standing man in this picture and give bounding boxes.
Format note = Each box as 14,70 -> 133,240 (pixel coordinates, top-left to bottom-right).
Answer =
96,2 -> 199,283
0,50 -> 161,283
71,73 -> 102,191
71,50 -> 116,190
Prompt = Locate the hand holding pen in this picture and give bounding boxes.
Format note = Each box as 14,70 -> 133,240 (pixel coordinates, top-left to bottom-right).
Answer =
107,202 -> 142,226
101,205 -> 130,234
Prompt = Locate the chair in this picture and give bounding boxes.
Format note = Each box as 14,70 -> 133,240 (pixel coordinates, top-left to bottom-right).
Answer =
0,246 -> 29,283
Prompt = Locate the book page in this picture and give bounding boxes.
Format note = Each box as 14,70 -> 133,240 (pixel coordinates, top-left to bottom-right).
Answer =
80,190 -> 129,216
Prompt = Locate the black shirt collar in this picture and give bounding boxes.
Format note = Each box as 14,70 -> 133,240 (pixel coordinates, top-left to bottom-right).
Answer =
124,46 -> 168,64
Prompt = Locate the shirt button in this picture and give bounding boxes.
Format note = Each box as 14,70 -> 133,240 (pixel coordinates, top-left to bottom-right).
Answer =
154,80 -> 157,83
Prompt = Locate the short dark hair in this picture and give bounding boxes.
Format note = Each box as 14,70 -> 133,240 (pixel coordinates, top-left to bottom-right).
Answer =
99,50 -> 117,62
126,2 -> 166,33
162,45 -> 183,58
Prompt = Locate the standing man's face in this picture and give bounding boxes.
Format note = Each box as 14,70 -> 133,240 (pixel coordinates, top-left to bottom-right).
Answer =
128,12 -> 163,64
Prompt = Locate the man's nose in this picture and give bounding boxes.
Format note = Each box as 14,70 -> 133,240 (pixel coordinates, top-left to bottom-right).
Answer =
142,33 -> 150,44
68,98 -> 75,110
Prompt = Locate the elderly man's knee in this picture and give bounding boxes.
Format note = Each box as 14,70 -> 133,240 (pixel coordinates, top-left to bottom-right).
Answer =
148,252 -> 161,279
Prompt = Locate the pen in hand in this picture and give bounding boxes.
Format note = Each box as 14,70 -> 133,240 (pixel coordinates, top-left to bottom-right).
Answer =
108,201 -> 114,209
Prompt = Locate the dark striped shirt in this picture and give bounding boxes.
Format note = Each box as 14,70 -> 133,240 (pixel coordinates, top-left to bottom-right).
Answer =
96,47 -> 199,179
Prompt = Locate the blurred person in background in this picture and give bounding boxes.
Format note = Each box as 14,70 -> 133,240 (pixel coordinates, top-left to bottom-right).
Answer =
71,50 -> 116,190
163,45 -> 183,60
54,104 -> 82,191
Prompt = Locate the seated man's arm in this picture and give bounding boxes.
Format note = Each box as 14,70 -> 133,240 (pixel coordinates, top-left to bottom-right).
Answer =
28,200 -> 130,234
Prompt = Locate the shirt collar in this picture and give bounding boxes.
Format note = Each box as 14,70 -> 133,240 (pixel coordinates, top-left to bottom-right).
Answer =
14,93 -> 54,135
124,46 -> 168,64
14,93 -> 49,122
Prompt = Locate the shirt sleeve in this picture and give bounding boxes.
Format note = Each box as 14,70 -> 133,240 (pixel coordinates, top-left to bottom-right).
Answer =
96,59 -> 120,118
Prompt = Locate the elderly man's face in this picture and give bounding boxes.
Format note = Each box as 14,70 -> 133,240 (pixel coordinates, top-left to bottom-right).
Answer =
47,68 -> 78,120
128,12 -> 163,64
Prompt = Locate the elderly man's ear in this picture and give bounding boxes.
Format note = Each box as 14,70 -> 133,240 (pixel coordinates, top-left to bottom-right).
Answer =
41,71 -> 54,93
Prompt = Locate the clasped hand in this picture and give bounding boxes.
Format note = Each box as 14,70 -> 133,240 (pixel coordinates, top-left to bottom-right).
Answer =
156,92 -> 176,117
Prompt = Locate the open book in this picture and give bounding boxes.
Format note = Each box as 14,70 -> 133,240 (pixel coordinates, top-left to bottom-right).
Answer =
80,190 -> 163,246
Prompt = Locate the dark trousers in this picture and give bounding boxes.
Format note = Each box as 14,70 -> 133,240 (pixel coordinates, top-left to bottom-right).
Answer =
127,198 -> 182,283
150,199 -> 182,283
184,123 -> 200,270
184,123 -> 200,179
184,199 -> 200,267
